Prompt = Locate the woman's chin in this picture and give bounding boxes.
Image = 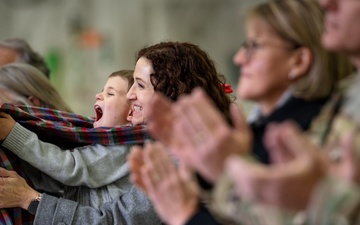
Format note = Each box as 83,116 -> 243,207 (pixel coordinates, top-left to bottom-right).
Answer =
321,33 -> 344,52
131,118 -> 145,126
237,89 -> 256,101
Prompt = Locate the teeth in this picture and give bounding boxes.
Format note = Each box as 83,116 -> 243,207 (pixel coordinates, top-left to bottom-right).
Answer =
94,105 -> 103,122
134,106 -> 142,112
95,105 -> 102,113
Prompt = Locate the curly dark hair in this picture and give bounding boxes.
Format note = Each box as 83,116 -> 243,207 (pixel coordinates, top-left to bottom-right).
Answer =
137,41 -> 233,124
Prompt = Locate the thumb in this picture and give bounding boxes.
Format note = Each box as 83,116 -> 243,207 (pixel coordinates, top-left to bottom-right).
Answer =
0,112 -> 11,118
178,162 -> 193,181
224,155 -> 266,201
178,162 -> 199,194
225,155 -> 257,179
271,121 -> 311,158
0,168 -> 12,178
338,129 -> 360,184
341,130 -> 356,164
225,155 -> 246,180
230,103 -> 247,131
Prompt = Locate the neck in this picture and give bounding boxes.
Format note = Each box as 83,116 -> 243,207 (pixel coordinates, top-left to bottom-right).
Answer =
259,102 -> 277,117
259,98 -> 280,117
258,92 -> 288,117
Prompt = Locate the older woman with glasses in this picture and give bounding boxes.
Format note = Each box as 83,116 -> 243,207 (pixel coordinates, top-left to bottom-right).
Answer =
127,0 -> 354,225
229,0 -> 347,164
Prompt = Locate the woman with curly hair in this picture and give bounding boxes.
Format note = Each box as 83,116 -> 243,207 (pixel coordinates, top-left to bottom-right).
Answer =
128,41 -> 232,126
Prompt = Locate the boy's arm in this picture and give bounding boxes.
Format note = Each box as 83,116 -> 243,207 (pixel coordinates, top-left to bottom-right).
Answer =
21,160 -> 65,194
2,123 -> 130,188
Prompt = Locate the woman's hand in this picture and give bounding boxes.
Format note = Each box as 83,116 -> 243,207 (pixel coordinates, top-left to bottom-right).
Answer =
148,88 -> 252,183
170,89 -> 252,183
0,112 -> 16,140
225,121 -> 328,211
129,142 -> 200,225
0,168 -> 40,210
331,129 -> 360,185
147,93 -> 177,147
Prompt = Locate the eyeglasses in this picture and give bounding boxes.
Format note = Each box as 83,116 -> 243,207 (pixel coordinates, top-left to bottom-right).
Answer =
240,40 -> 301,61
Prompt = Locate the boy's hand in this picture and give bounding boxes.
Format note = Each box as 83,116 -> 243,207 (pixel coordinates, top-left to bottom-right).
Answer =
0,112 -> 16,140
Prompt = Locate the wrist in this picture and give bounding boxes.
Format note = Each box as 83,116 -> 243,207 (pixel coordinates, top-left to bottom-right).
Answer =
23,190 -> 41,210
26,192 -> 43,215
170,202 -> 199,225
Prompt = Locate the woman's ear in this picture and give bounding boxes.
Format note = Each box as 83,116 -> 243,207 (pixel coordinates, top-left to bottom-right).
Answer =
288,47 -> 313,81
127,109 -> 133,123
27,96 -> 42,107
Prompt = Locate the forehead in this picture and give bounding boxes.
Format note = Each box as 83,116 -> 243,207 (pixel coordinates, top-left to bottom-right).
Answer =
246,18 -> 279,38
134,57 -> 154,79
0,47 -> 17,65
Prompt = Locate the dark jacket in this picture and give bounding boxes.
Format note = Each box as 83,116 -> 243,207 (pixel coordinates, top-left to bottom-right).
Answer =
251,96 -> 328,164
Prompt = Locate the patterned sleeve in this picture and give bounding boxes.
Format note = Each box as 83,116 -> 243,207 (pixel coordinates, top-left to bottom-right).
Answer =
305,74 -> 360,225
210,173 -> 297,225
305,176 -> 360,225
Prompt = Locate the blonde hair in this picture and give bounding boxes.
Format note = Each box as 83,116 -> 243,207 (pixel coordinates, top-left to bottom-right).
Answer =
0,63 -> 72,112
247,0 -> 353,99
108,69 -> 134,91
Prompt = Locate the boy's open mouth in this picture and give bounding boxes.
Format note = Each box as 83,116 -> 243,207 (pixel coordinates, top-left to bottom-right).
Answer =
94,105 -> 103,122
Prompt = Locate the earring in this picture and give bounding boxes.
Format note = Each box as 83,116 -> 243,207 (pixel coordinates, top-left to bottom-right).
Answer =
288,72 -> 297,80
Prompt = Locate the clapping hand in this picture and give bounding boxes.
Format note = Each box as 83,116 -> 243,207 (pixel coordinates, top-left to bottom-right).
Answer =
128,142 -> 200,225
225,121 -> 328,211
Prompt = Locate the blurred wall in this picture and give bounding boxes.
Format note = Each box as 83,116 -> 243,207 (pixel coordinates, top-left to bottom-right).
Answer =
0,0 -> 264,116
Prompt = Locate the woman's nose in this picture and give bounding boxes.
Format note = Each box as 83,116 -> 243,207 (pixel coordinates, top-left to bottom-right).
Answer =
126,86 -> 136,100
126,91 -> 135,100
233,47 -> 247,66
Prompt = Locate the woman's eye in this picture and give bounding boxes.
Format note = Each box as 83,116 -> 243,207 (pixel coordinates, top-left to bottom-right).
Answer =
138,83 -> 144,88
253,42 -> 261,48
107,92 -> 114,96
248,41 -> 260,49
